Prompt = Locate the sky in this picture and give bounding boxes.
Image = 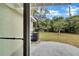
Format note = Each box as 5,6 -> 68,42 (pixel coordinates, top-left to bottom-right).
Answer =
45,3 -> 79,19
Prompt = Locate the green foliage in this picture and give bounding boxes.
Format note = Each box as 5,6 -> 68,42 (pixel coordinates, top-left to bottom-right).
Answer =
66,15 -> 79,33
74,23 -> 79,33
32,7 -> 79,33
53,17 -> 68,32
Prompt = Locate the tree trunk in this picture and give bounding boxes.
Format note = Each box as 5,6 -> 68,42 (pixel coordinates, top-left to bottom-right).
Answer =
57,29 -> 61,40
69,3 -> 71,16
58,29 -> 61,35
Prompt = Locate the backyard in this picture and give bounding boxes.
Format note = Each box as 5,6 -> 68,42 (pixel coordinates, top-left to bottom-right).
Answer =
31,3 -> 79,56
39,32 -> 79,47
31,3 -> 79,48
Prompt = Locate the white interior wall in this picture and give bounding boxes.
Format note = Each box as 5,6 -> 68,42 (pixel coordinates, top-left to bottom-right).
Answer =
0,4 -> 23,56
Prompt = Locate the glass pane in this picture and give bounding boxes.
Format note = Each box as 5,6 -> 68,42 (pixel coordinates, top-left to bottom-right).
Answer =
31,3 -> 79,56
0,3 -> 23,56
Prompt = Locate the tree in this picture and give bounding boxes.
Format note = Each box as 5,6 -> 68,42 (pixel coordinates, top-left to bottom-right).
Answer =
68,3 -> 72,16
53,17 -> 68,34
74,23 -> 79,33
32,7 -> 50,32
66,15 -> 79,33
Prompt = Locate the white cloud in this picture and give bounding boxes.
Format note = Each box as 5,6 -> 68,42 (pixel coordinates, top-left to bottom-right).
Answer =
71,12 -> 77,16
46,10 -> 61,19
67,6 -> 79,12
66,11 -> 77,16
48,10 -> 61,16
66,6 -> 79,16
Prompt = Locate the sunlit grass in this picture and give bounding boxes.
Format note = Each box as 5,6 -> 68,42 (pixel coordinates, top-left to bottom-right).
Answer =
39,32 -> 79,47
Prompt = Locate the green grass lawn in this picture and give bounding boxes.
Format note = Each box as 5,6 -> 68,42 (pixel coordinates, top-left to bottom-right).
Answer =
39,32 -> 79,47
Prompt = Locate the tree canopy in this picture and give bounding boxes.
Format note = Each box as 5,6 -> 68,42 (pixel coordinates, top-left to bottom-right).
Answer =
32,7 -> 79,34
